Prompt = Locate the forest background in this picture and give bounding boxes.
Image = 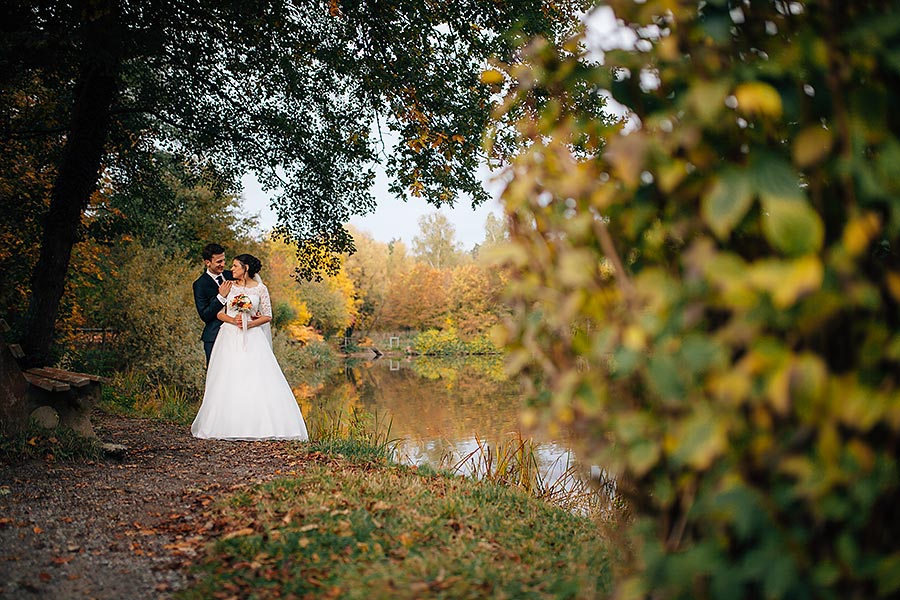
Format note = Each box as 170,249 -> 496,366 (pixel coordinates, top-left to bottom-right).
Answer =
0,160 -> 511,397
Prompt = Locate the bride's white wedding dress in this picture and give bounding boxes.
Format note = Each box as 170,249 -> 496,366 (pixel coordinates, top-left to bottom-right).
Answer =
191,282 -> 309,440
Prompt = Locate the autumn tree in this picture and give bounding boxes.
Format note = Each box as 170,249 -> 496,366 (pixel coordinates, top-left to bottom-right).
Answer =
260,236 -> 313,332
447,262 -> 508,337
412,212 -> 465,269
381,262 -> 449,332
1,0 -> 592,367
297,268 -> 358,339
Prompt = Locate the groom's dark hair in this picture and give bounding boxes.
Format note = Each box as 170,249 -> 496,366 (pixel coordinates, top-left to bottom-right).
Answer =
202,243 -> 226,261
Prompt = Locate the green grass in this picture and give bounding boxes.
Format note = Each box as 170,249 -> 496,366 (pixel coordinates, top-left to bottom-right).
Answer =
180,441 -> 611,599
99,371 -> 199,426
0,423 -> 102,462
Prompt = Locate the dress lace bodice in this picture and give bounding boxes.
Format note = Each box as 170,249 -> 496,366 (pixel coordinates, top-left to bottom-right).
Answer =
225,283 -> 272,317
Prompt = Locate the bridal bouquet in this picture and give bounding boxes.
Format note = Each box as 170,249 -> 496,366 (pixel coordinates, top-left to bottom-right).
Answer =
230,294 -> 254,347
230,294 -> 253,313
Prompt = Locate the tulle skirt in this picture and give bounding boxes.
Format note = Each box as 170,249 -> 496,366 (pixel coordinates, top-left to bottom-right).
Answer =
191,322 -> 308,441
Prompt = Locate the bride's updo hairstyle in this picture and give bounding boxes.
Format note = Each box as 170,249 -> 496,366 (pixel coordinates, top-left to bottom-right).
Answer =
234,253 -> 262,279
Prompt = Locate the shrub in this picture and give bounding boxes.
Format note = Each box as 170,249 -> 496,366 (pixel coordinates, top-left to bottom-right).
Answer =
413,327 -> 465,355
495,2 -> 900,598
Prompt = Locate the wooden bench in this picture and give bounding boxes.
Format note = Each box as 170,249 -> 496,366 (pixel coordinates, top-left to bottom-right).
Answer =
23,367 -> 109,392
21,367 -> 109,438
1,319 -> 107,438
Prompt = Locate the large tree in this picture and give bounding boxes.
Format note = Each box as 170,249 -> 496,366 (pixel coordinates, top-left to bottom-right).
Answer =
1,0 -> 591,365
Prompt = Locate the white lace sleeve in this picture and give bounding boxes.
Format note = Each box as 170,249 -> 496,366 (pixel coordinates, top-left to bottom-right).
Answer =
258,284 -> 272,317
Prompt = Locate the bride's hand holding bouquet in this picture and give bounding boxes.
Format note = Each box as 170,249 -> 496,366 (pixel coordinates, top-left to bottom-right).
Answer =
230,294 -> 253,329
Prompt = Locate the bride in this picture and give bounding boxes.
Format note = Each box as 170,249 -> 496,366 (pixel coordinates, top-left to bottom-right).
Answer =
191,253 -> 309,440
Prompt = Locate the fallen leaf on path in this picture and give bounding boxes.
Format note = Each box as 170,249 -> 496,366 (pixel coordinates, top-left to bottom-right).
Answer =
222,528 -> 255,540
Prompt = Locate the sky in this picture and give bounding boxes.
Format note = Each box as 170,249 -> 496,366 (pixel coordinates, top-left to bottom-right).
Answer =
238,6 -> 626,251
240,165 -> 505,251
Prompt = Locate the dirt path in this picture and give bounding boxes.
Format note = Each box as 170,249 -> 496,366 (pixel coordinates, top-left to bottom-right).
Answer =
0,412 -> 310,599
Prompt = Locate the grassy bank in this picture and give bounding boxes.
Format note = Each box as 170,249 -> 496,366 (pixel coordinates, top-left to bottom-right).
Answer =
180,441 -> 611,599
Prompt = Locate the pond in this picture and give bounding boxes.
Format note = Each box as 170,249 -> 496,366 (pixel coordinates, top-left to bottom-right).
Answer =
294,355 -> 580,488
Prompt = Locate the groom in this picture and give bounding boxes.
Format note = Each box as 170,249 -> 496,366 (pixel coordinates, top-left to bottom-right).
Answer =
193,243 -> 233,365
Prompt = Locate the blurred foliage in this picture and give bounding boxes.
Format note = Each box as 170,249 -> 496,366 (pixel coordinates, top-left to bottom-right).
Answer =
494,1 -> 900,598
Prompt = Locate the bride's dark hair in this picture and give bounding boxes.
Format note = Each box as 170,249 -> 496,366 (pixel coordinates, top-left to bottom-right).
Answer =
234,253 -> 262,278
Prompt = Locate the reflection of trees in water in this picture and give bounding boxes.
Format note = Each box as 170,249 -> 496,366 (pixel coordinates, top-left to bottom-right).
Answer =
308,357 -> 592,493
309,357 -> 524,444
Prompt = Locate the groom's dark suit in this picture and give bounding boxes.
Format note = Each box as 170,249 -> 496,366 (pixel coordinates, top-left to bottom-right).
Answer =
193,270 -> 233,364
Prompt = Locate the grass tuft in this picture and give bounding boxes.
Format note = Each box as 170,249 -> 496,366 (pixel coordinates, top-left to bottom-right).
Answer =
447,432 -> 621,517
0,423 -> 102,462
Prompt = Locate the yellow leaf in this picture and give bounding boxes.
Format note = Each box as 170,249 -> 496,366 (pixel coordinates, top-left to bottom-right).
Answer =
604,132 -> 648,188
792,126 -> 833,168
480,69 -> 505,85
670,409 -> 728,470
747,256 -> 823,308
817,423 -> 840,463
766,364 -> 791,416
734,81 -> 783,119
688,79 -> 730,124
889,271 -> 900,302
622,326 -> 647,351
657,159 -> 687,194
558,250 -> 595,287
847,439 -> 875,472
842,212 -> 881,257
708,371 -> 751,406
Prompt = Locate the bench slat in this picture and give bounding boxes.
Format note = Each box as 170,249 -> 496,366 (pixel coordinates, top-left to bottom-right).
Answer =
40,367 -> 111,385
28,367 -> 92,387
23,372 -> 70,392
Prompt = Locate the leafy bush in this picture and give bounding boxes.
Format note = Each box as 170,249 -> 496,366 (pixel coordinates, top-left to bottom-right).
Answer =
495,2 -> 900,598
413,325 -> 502,356
413,327 -> 466,355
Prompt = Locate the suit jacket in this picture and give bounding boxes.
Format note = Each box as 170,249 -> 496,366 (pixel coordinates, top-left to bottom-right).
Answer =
193,270 -> 233,342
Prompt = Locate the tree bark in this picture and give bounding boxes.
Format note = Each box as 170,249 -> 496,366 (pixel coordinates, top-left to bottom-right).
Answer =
21,0 -> 122,367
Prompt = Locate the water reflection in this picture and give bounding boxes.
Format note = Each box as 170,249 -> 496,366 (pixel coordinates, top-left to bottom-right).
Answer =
299,355 -> 575,485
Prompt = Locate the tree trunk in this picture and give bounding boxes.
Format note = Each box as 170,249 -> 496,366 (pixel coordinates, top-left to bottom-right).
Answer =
20,0 -> 121,367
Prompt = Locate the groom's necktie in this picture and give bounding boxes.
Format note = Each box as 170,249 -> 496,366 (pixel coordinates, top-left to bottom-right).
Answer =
215,275 -> 224,285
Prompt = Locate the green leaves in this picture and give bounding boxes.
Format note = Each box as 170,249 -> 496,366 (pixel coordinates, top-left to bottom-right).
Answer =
494,0 -> 900,598
702,168 -> 754,240
702,155 -> 824,256
761,195 -> 824,256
